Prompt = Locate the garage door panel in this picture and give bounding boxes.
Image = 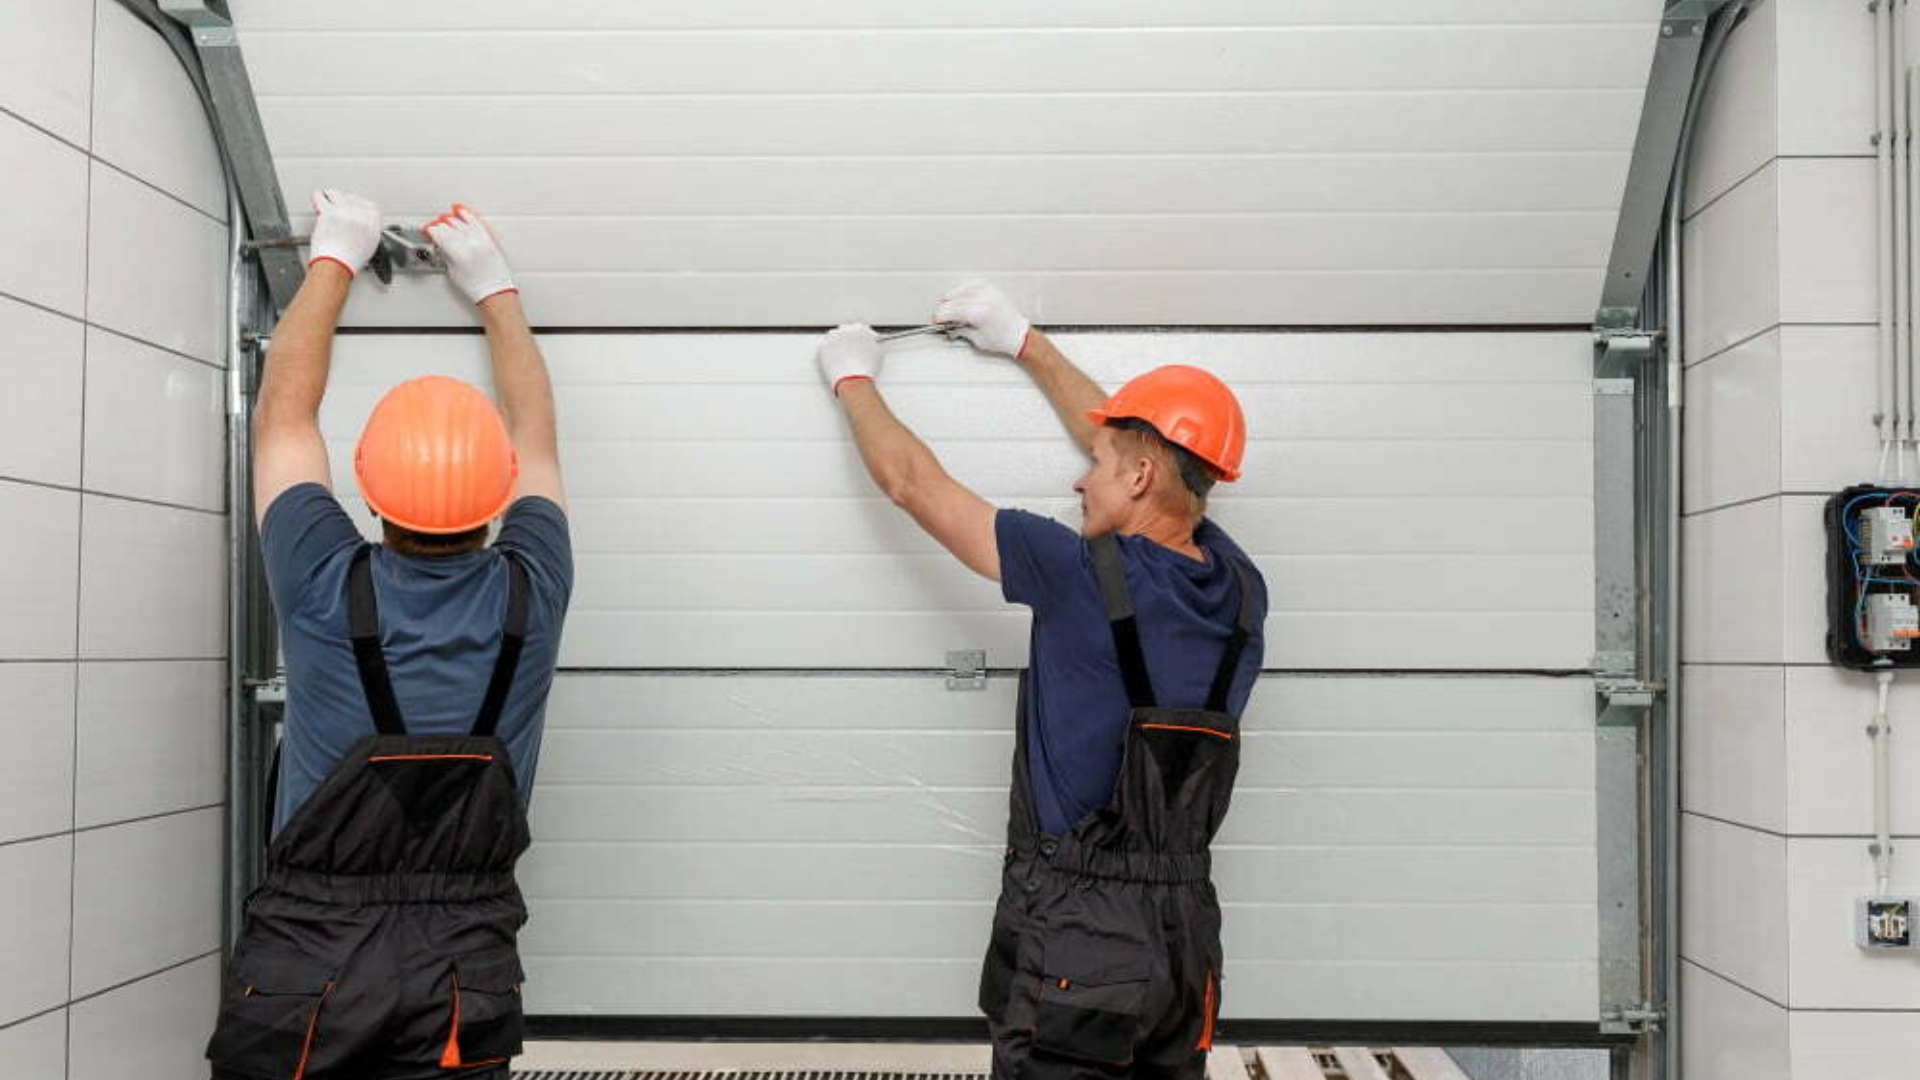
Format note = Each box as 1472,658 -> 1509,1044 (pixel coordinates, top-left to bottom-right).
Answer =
323,382 -> 1590,444
521,899 -> 1589,964
535,730 -> 1590,790
332,270 -> 1606,330
553,611 -> 1591,670
324,331 -> 1591,387
519,842 -> 1594,905
278,153 -> 1631,219
532,784 -> 1591,847
520,957 -> 1595,1020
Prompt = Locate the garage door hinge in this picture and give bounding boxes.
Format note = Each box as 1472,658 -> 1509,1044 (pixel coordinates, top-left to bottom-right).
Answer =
1600,1000 -> 1666,1034
946,650 -> 987,690
1593,326 -> 1655,379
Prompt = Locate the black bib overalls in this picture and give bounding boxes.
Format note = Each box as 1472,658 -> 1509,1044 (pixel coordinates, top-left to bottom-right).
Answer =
979,534 -> 1254,1080
207,547 -> 534,1080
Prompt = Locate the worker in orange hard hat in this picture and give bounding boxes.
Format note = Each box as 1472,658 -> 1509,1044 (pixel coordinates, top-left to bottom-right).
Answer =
207,191 -> 570,1080
818,280 -> 1268,1080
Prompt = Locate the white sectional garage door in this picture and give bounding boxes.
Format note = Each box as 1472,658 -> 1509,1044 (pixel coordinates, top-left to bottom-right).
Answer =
316,331 -> 1599,1021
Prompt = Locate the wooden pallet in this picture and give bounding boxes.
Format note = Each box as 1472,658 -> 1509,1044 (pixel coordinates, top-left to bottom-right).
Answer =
1207,1045 -> 1471,1080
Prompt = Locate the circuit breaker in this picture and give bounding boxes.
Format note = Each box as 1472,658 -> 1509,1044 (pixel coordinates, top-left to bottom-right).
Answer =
1826,485 -> 1920,669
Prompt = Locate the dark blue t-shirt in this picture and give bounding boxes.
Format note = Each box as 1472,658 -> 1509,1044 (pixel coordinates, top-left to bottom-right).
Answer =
997,509 -> 1268,838
261,483 -> 573,833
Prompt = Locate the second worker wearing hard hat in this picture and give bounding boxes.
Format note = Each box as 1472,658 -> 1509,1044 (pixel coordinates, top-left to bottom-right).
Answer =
207,193 -> 570,1080
818,280 -> 1269,1080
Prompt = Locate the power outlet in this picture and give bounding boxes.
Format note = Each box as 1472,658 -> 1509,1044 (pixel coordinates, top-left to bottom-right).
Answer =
1856,897 -> 1920,950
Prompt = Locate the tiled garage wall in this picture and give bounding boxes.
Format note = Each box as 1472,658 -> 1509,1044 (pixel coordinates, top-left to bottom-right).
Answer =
0,2 -> 228,1077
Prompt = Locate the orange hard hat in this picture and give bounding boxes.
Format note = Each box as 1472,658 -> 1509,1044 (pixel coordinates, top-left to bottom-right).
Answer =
353,376 -> 519,534
1085,365 -> 1246,482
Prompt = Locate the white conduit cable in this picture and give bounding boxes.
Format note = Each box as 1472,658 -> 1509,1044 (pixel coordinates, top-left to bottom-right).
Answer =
1881,0 -> 1898,481
1875,669 -> 1896,896
1908,62 -> 1920,476
1898,0 -> 1912,481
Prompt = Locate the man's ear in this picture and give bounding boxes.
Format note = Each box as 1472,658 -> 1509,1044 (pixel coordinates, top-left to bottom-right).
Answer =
1127,454 -> 1157,500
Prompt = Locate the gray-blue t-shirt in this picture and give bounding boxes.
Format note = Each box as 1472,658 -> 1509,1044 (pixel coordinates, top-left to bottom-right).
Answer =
996,509 -> 1268,837
261,482 -> 573,833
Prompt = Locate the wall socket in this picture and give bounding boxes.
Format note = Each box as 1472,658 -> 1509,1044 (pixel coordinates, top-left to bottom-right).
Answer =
1856,897 -> 1919,950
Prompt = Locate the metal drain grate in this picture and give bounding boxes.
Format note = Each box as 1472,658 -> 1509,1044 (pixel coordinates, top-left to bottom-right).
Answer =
515,1073 -> 992,1080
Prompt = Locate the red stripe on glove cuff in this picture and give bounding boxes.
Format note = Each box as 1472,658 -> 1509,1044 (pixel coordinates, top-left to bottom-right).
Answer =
833,374 -> 873,397
308,255 -> 356,277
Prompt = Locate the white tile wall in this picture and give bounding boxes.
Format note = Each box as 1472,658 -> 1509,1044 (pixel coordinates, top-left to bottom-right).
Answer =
1784,665 -> 1920,836
1777,159 -> 1877,327
84,162 -> 225,365
1681,962 -> 1789,1080
67,954 -> 219,1080
1683,330 -> 1783,514
1681,813 -> 1789,1004
1681,664 -> 1786,833
0,112 -> 89,319
0,835 -> 73,1026
0,1011 -> 68,1080
82,329 -> 225,512
0,8 -> 229,1072
69,807 -> 221,999
1774,0 -> 1876,158
1779,325 -> 1880,494
1683,161 -> 1782,364
0,0 -> 94,146
1682,0 -> 1777,219
1682,497 -> 1786,664
77,495 -> 225,660
1789,1010 -> 1920,1080
0,481 -> 80,659
89,0 -> 225,220
0,296 -> 84,488
74,661 -> 222,829
0,663 -> 76,844
1784,838 -> 1920,1009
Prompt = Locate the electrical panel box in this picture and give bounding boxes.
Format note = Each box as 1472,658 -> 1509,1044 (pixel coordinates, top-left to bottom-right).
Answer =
1857,896 -> 1919,951
1826,485 -> 1920,669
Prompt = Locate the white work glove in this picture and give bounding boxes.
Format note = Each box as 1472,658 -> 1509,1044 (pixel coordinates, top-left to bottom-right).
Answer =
307,189 -> 382,276
817,324 -> 883,397
933,278 -> 1032,358
423,203 -> 517,305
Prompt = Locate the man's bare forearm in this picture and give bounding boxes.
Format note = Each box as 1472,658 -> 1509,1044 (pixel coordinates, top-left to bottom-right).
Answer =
838,379 -> 943,503
256,262 -> 352,426
477,291 -> 557,452
1017,330 -> 1106,453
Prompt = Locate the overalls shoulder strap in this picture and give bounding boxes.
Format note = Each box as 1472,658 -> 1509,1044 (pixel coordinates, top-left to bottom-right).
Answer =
1088,533 -> 1157,709
1203,554 -> 1256,713
345,546 -> 532,738
1089,534 -> 1256,715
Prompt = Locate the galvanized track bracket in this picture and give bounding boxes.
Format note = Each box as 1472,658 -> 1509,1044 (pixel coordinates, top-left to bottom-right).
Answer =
159,0 -> 304,312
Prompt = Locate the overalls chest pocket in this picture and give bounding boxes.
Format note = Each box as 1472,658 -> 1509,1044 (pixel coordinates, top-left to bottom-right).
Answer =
1032,932 -> 1154,1067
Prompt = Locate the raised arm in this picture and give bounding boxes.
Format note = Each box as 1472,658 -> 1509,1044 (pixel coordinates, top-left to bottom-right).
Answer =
819,325 -> 1000,581
935,279 -> 1107,454
252,190 -> 383,525
424,205 -> 566,511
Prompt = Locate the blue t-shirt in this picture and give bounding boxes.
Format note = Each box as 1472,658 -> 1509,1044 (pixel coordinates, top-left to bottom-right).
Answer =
997,509 -> 1268,838
261,483 -> 573,833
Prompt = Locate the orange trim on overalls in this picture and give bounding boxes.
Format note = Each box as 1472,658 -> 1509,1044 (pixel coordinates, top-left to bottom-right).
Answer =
1140,724 -> 1234,741
368,754 -> 495,763
1196,971 -> 1217,1051
291,981 -> 336,1080
439,974 -> 507,1070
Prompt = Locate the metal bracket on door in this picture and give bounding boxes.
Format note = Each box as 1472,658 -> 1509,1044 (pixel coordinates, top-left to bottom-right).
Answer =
946,650 -> 988,690
1601,1001 -> 1667,1036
